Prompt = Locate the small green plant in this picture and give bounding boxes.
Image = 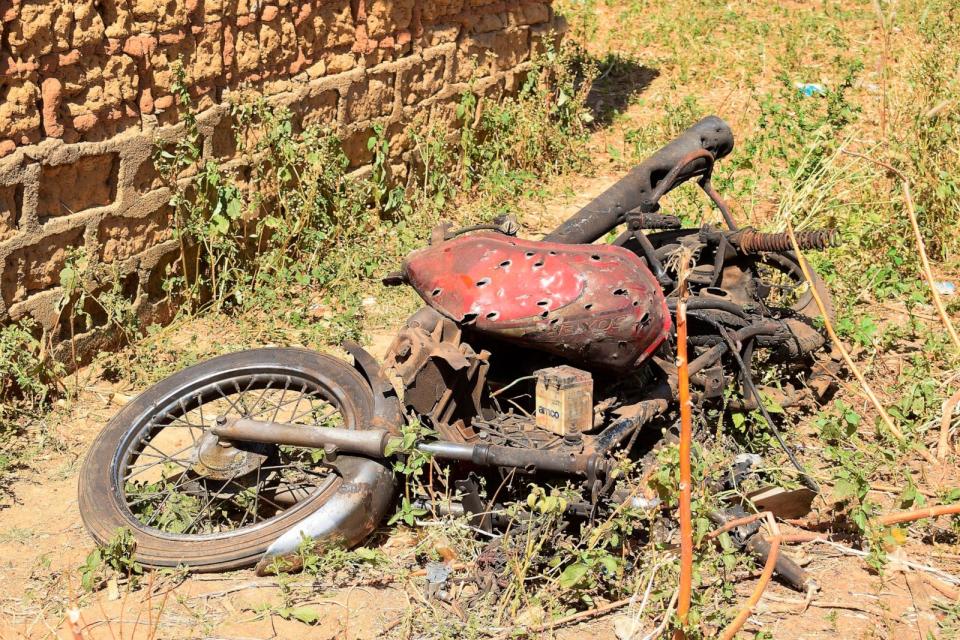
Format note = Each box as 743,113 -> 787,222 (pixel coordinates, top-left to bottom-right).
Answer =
79,528 -> 143,592
0,319 -> 62,481
456,40 -> 593,205
0,319 -> 58,423
57,247 -> 140,355
296,533 -> 387,577
385,419 -> 435,525
368,123 -> 407,216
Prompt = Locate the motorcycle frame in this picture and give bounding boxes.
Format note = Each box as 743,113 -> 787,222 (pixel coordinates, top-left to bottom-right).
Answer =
234,116 -> 834,570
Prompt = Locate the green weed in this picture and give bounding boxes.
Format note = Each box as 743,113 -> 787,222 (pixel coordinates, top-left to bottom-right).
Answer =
79,527 -> 143,592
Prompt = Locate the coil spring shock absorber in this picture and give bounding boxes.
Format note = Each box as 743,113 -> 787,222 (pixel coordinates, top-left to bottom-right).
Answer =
735,228 -> 837,254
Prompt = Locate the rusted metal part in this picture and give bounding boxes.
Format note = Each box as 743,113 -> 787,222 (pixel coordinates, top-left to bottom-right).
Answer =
627,217 -> 672,286
653,321 -> 784,396
192,429 -> 270,480
593,397 -> 669,453
545,116 -> 734,244
383,308 -> 487,443
342,340 -> 403,435
708,510 -> 811,592
212,418 -> 608,479
621,212 -> 681,230
212,418 -> 394,457
402,232 -> 671,370
726,227 -> 837,254
420,441 -> 608,478
647,148 -> 716,205
623,148 -> 720,287
700,178 -> 738,230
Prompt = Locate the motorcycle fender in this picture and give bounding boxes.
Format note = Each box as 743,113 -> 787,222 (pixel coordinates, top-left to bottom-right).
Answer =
342,340 -> 404,435
256,456 -> 396,574
258,345 -> 402,574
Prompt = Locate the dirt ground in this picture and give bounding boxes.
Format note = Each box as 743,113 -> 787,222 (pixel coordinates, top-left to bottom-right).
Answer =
4,1 -> 960,638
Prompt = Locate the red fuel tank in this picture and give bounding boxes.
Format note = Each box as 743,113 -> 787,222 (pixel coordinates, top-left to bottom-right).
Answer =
401,233 -> 671,370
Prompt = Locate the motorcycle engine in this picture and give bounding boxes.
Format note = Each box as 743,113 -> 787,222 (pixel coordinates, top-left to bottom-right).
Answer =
385,308 -> 602,448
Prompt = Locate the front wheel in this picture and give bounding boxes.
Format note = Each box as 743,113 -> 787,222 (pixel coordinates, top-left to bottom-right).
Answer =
78,348 -> 395,572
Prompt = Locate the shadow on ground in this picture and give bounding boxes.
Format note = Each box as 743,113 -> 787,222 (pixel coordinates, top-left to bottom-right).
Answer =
583,53 -> 659,126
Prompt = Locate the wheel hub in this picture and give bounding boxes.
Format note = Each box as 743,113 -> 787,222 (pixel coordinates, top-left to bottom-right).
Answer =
192,429 -> 269,480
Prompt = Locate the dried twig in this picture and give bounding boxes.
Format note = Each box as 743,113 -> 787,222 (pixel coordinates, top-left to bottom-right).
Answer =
491,594 -> 636,639
939,388 -> 960,460
641,589 -> 679,640
776,502 -> 960,537
902,180 -> 960,351
785,220 -> 906,443
718,514 -> 782,640
923,574 -> 960,601
871,0 -> 889,139
805,538 -> 960,585
760,594 -> 886,617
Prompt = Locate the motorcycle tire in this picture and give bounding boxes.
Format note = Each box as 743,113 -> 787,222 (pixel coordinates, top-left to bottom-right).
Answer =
78,347 -> 393,572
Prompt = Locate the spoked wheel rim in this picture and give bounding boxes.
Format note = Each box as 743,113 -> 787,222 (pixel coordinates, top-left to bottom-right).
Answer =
719,253 -> 822,318
748,253 -> 814,313
114,369 -> 353,540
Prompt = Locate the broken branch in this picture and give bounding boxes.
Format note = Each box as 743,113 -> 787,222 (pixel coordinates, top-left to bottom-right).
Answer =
878,503 -> 960,527
718,536 -> 782,640
785,221 -> 905,442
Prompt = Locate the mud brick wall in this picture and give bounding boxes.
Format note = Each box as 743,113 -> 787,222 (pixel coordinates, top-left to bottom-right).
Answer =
0,0 -> 557,358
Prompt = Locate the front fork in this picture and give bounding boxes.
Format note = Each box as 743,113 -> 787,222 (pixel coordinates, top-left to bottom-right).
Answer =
255,342 -> 402,574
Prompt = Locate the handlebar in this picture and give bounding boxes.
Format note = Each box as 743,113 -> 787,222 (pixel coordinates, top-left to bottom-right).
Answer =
544,116 -> 734,244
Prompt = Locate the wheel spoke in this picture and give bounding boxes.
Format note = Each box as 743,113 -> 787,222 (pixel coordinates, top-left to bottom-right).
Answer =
288,402 -> 339,426
182,473 -> 240,534
124,444 -> 195,480
176,400 -> 200,447
245,379 -> 275,419
120,371 -> 345,536
224,478 -> 287,512
142,472 -> 195,526
138,441 -> 195,464
268,378 -> 291,422
214,384 -> 247,417
238,465 -> 264,528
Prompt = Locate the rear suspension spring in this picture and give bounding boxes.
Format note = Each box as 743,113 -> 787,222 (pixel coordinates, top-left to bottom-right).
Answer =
736,228 -> 836,254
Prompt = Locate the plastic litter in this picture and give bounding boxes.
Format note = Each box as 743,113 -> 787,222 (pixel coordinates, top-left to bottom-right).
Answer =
934,281 -> 956,296
794,82 -> 826,97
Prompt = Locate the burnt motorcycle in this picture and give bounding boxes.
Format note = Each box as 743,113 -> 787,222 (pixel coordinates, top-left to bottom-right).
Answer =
79,116 -> 837,577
